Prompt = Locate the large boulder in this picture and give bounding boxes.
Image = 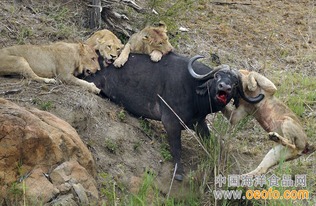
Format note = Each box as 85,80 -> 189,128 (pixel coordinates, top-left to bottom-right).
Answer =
0,98 -> 98,205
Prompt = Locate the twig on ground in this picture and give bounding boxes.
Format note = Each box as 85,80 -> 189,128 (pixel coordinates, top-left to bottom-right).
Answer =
39,85 -> 63,95
0,88 -> 22,95
211,1 -> 252,6
167,163 -> 177,199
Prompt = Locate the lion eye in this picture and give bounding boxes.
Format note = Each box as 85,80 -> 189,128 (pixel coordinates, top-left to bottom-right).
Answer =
92,57 -> 96,61
108,45 -> 112,49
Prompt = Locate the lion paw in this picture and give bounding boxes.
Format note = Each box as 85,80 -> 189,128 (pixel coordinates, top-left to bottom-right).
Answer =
113,58 -> 127,68
44,78 -> 57,84
268,132 -> 280,142
150,51 -> 162,62
89,83 -> 101,94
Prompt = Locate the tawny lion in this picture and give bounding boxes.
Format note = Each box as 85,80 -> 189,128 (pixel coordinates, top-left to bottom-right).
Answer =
0,42 -> 101,94
113,22 -> 173,67
222,70 -> 315,175
85,29 -> 124,66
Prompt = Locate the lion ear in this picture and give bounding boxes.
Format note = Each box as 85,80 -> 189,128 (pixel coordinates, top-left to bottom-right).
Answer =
79,42 -> 86,55
158,21 -> 167,30
96,38 -> 105,45
142,33 -> 149,41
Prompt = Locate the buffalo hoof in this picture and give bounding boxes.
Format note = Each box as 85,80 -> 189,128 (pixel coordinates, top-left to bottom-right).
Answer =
175,173 -> 183,181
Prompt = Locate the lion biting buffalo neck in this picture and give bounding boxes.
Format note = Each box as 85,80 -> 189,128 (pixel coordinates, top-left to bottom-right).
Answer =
86,52 -> 262,181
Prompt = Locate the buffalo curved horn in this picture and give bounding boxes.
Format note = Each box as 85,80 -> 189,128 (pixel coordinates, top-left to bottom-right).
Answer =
188,55 -> 220,80
235,70 -> 265,104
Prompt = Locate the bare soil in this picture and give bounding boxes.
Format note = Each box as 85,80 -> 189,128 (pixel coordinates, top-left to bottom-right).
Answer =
0,0 -> 315,204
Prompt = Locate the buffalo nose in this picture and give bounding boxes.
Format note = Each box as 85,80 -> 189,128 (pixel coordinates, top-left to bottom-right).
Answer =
218,82 -> 232,92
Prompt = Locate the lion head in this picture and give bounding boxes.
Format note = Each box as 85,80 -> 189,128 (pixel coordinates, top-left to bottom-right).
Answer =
138,22 -> 173,55
86,29 -> 124,64
78,43 -> 100,76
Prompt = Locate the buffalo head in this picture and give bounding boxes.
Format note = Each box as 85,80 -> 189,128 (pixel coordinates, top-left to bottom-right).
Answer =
188,55 -> 264,109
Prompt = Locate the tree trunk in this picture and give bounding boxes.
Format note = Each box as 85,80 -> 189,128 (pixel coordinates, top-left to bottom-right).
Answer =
88,0 -> 102,29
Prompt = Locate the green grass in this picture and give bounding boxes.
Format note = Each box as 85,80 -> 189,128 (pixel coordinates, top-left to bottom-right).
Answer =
160,143 -> 173,161
104,139 -> 118,154
139,119 -> 155,138
117,109 -> 127,122
271,72 -> 316,117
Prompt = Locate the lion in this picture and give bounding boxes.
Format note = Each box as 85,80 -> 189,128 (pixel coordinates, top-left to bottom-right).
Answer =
113,22 -> 173,67
222,70 -> 315,175
0,42 -> 101,94
85,29 -> 124,66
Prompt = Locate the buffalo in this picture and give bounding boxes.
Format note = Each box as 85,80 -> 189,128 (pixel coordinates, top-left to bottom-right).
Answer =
85,52 -> 264,181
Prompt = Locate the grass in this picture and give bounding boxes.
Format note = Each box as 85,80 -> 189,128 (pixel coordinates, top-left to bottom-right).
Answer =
271,72 -> 316,117
117,110 -> 127,122
139,119 -> 155,138
31,99 -> 54,111
160,143 -> 173,161
104,139 -> 118,154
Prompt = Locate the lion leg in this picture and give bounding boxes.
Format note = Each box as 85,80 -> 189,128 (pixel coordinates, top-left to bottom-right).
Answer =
0,55 -> 56,84
221,104 -> 248,125
150,50 -> 163,62
243,144 -> 295,176
60,74 -> 100,94
268,132 -> 296,150
113,43 -> 131,68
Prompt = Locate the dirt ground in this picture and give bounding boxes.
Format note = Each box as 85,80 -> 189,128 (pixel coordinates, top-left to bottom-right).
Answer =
0,0 -> 315,204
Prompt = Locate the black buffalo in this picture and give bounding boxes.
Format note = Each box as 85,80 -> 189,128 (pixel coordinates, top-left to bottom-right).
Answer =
85,52 -> 264,181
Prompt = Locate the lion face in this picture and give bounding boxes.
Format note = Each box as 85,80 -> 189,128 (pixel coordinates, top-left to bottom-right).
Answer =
141,24 -> 173,55
79,43 -> 100,76
96,39 -> 124,63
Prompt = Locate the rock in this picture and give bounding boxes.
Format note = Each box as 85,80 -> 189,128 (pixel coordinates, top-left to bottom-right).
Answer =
24,168 -> 55,203
0,98 -> 98,204
72,183 -> 89,205
47,194 -> 78,206
50,161 -> 98,202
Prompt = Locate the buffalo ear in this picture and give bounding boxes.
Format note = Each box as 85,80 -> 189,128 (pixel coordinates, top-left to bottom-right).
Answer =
195,81 -> 209,96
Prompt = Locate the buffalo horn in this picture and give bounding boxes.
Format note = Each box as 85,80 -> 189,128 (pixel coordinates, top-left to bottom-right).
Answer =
188,55 -> 219,80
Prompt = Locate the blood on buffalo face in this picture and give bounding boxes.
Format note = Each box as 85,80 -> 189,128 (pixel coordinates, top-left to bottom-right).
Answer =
213,70 -> 239,105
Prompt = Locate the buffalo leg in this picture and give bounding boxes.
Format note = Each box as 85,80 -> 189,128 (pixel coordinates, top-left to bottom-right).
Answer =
161,115 -> 184,181
195,119 -> 210,139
